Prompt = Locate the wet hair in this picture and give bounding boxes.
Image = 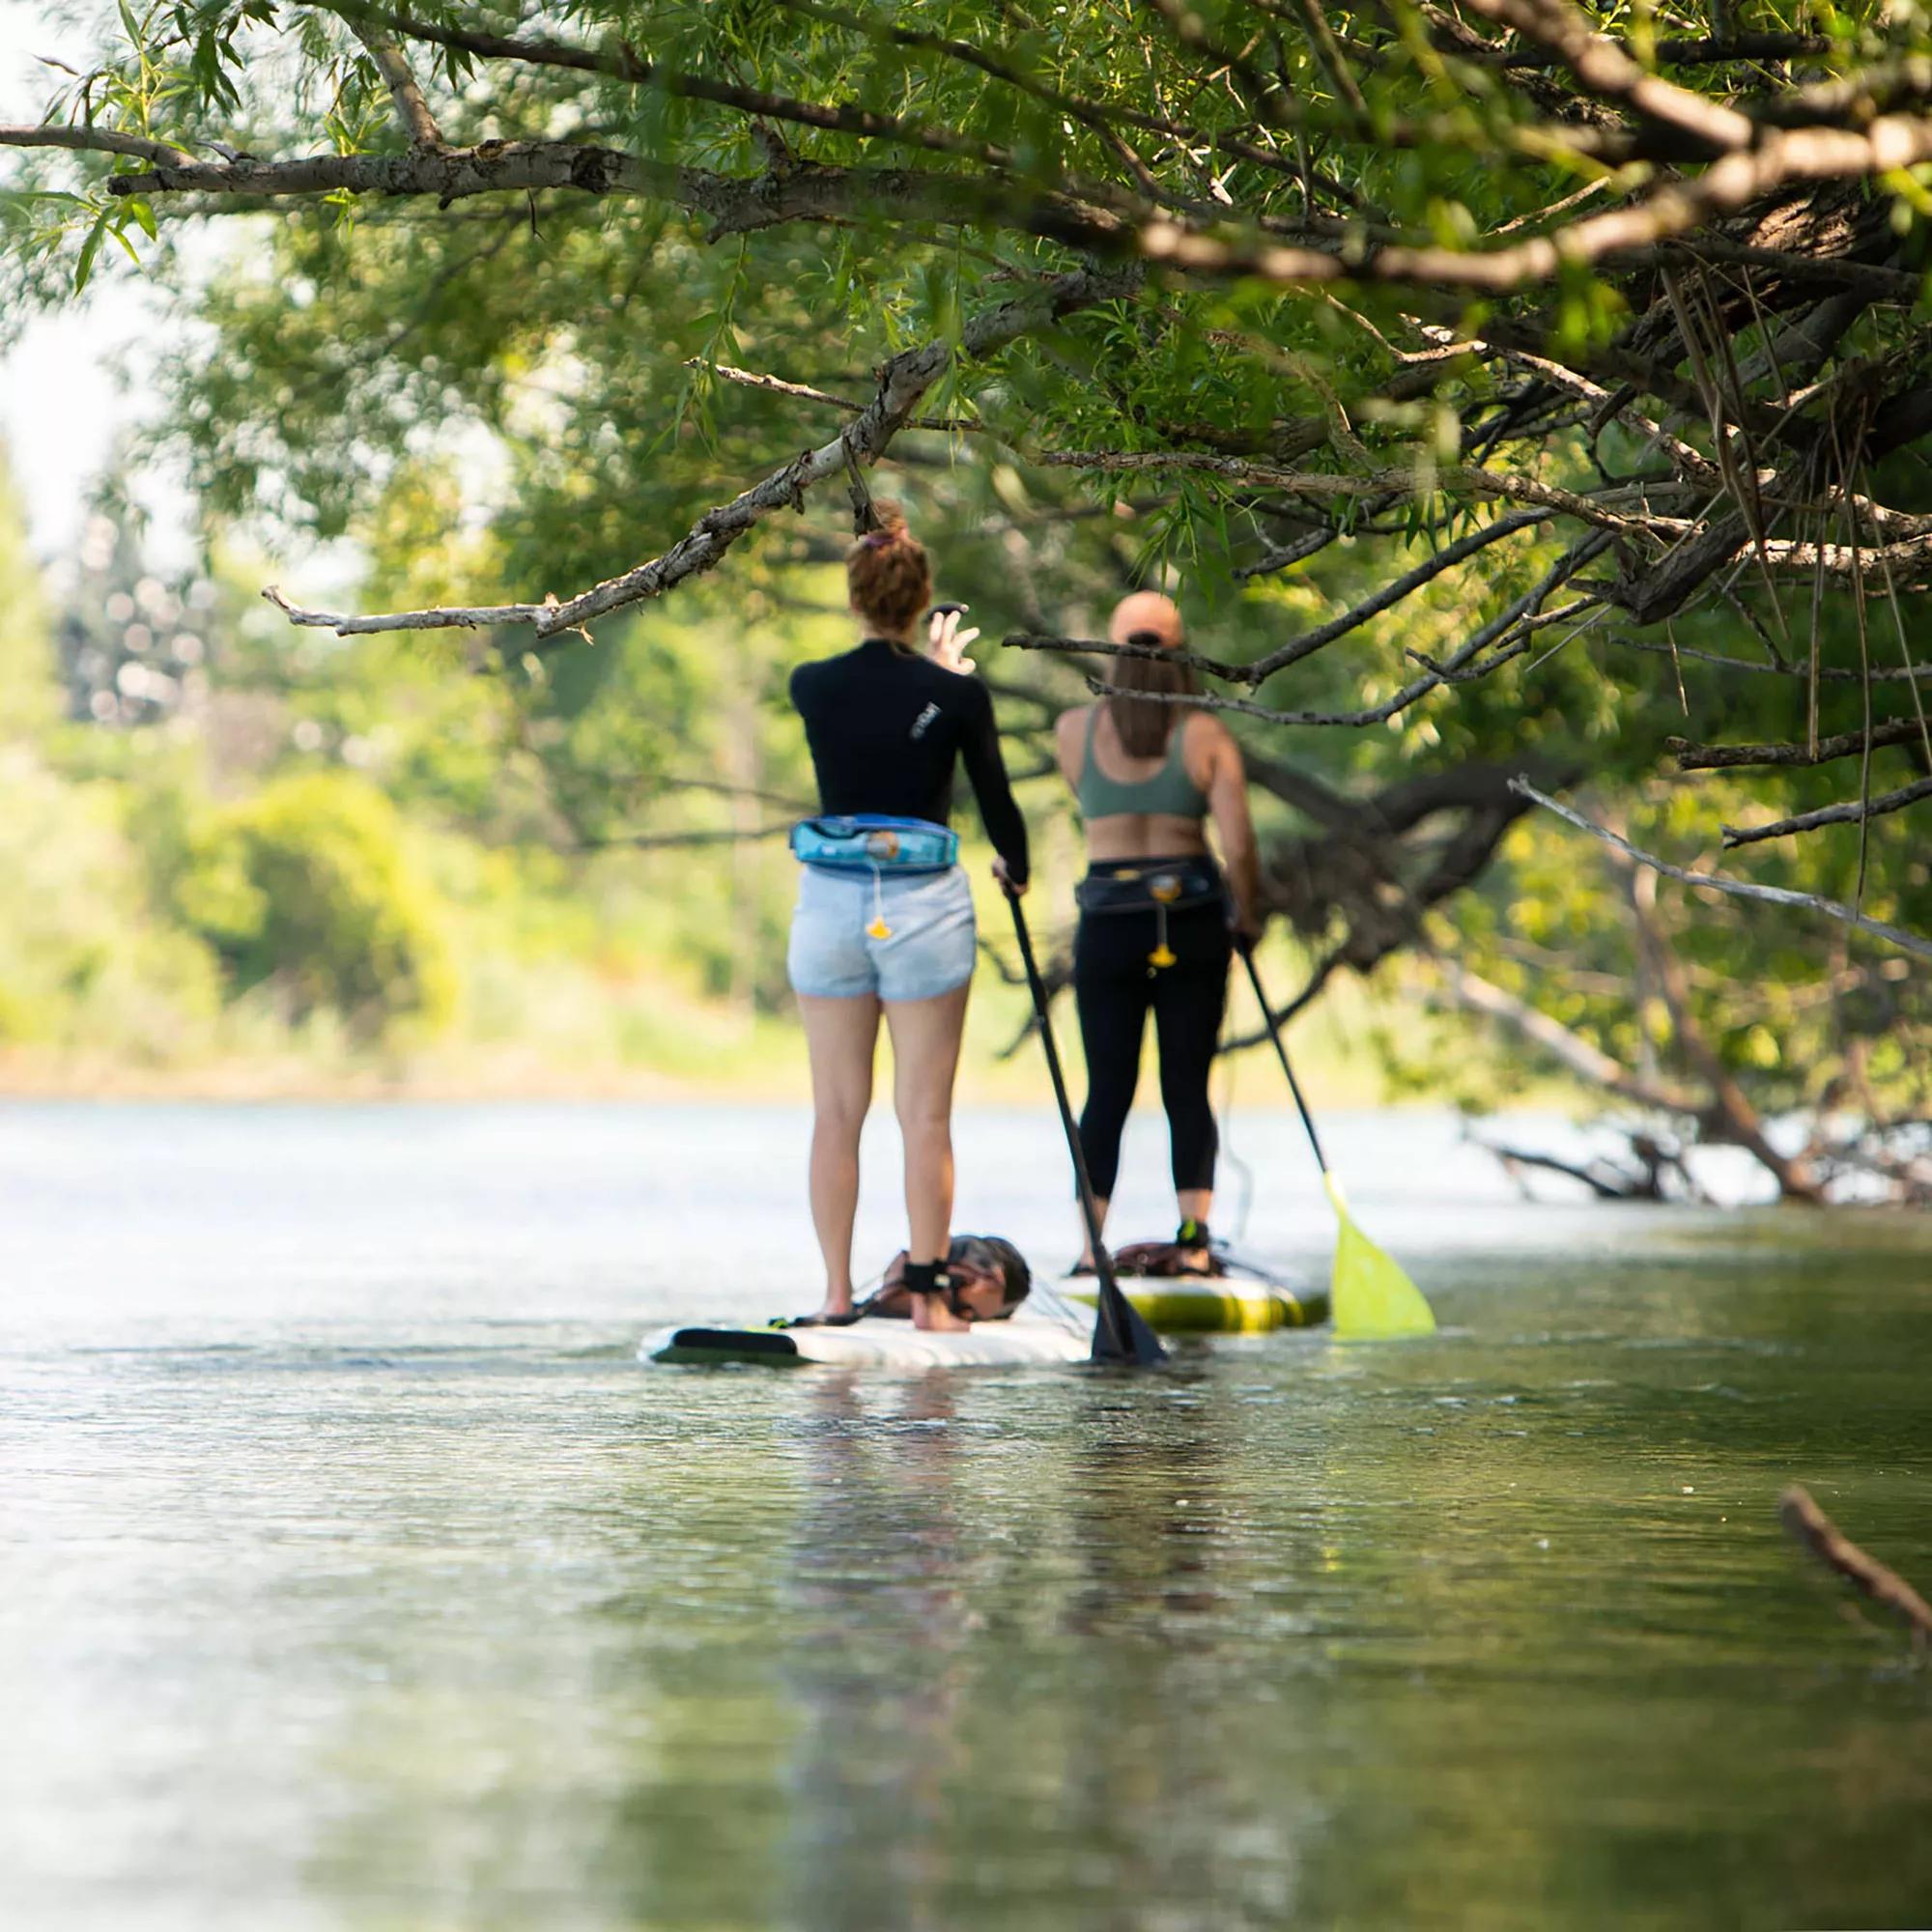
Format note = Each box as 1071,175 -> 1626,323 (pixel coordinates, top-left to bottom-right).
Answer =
846,499 -> 932,639
1105,630 -> 1202,759
951,1235 -> 1032,1312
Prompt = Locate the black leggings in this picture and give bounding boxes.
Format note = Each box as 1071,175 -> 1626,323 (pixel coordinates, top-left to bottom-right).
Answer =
1073,882 -> 1232,1201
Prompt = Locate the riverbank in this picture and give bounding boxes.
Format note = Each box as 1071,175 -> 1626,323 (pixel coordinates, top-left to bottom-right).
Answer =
0,952 -> 1404,1106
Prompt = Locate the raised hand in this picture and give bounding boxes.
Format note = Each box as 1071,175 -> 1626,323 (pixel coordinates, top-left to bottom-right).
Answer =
926,604 -> 980,674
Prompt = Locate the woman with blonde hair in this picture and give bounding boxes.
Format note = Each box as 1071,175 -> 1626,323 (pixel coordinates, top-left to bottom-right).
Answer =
785,504 -> 1029,1326
1053,592 -> 1261,1272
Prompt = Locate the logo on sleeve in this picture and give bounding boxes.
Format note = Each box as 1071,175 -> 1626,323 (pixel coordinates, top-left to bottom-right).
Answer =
909,701 -> 941,740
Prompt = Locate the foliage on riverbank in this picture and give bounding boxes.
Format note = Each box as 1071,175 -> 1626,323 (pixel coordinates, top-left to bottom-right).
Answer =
2,448 -> 1404,1100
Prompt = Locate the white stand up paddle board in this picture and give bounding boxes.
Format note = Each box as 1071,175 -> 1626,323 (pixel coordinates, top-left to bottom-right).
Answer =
644,1305 -> 1094,1369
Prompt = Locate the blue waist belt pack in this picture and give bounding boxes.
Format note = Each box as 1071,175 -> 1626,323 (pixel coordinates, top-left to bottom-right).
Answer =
790,815 -> 958,874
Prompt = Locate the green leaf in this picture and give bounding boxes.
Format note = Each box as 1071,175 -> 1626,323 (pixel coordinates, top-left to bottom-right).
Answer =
73,214 -> 108,293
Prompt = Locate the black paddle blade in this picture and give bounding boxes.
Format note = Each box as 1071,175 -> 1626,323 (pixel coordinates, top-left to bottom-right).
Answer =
1089,1265 -> 1168,1367
1005,888 -> 1167,1369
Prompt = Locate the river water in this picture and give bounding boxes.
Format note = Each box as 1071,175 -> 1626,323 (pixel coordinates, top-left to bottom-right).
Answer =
2,1101 -> 1929,1931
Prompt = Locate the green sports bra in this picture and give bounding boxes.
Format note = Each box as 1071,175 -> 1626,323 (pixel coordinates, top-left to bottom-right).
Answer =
1076,705 -> 1208,821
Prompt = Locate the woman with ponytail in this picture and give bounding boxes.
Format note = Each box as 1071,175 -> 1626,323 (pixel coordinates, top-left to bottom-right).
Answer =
785,504 -> 1029,1327
1053,592 -> 1262,1273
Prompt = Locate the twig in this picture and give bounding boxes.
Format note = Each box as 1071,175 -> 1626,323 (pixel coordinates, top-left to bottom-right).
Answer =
0,121 -> 194,166
1780,1485 -> 1932,1649
1721,773 -> 1932,848
579,823 -> 792,851
690,358 -> 982,433
1670,717 -> 1931,769
1510,781 -> 1932,964
1609,637 -> 1932,683
1472,1138 -> 1655,1200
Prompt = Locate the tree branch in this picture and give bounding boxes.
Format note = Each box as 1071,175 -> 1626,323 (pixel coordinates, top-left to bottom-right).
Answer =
1781,1486 -> 1932,1647
337,13 -> 443,149
99,141 -> 1131,250
265,263 -> 1132,638
1510,781 -> 1932,963
1721,773 -> 1932,847
1139,115 -> 1932,292
1029,449 -> 1691,536
1009,531 -> 1610,724
0,121 -> 194,167
1457,0 -> 1754,154
1453,31 -> 1833,71
1611,636 -> 1932,683
1671,716 -> 1932,769
1436,962 -> 1702,1111
328,2 -> 1032,177
690,358 -> 981,433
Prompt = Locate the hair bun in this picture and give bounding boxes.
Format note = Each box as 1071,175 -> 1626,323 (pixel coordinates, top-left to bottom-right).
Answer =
845,497 -> 932,633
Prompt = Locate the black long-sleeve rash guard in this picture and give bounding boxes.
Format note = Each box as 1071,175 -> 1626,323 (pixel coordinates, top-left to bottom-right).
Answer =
790,637 -> 1031,885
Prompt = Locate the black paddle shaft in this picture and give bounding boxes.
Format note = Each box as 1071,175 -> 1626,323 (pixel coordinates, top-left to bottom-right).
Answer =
1005,891 -> 1166,1368
1239,949 -> 1330,1177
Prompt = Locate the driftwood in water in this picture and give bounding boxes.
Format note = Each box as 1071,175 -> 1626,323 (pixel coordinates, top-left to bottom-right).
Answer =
1780,1485 -> 1932,1650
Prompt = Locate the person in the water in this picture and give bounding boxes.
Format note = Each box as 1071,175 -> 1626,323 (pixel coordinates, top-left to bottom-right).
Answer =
865,1236 -> 1032,1321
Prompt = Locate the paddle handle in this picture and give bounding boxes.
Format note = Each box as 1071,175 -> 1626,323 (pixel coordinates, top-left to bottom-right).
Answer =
1006,890 -> 1159,1365
1239,947 -> 1330,1177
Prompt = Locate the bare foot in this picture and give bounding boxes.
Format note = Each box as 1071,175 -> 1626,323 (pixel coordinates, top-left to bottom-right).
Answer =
910,1296 -> 971,1332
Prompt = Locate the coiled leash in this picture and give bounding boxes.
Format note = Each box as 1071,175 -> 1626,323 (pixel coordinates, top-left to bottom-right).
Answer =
867,837 -> 894,940
1148,871 -> 1182,970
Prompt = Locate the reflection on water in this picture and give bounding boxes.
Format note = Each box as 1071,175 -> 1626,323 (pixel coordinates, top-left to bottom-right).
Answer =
2,1102 -> 1930,1930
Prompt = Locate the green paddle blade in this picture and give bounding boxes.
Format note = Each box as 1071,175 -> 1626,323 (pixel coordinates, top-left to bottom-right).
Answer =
1324,1174 -> 1436,1339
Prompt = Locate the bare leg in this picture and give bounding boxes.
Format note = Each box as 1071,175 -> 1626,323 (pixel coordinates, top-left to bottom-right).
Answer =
799,992 -> 881,1316
883,980 -> 971,1331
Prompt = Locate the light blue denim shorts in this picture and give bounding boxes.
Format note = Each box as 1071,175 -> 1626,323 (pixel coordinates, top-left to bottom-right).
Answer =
788,864 -> 977,1002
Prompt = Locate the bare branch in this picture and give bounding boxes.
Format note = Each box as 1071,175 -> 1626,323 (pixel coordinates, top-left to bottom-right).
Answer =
1244,509 -> 1555,681
1456,0 -> 1754,153
329,3 -> 1031,177
1233,525 -> 1342,582
691,359 -> 982,433
1671,716 -> 1932,769
1721,773 -> 1932,847
1510,781 -> 1932,963
1452,31 -> 1833,71
1031,449 -> 1691,536
1018,533 -> 1609,724
0,121 -> 194,167
100,141 -> 1129,251
336,14 -> 443,148
1781,1486 -> 1932,1647
1610,636 -> 1932,683
1436,962 -> 1701,1110
1140,116 -> 1932,292
580,824 -> 792,851
266,263 -> 1132,638
1669,235 -> 1923,303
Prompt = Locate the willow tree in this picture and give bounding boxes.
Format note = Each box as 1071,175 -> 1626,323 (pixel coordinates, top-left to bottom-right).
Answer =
4,0 -> 1929,1195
